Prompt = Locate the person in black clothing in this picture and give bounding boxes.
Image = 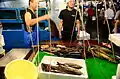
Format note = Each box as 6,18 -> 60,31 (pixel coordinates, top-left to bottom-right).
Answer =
58,0 -> 80,41
23,0 -> 50,46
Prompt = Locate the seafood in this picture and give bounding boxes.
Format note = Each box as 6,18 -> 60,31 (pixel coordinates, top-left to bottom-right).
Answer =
56,45 -> 66,48
95,50 -> 117,63
41,44 -> 118,63
57,62 -> 83,75
93,45 -> 112,53
42,47 -> 61,53
41,45 -> 81,53
87,45 -> 117,63
41,63 -> 58,72
41,62 -> 83,75
57,62 -> 82,69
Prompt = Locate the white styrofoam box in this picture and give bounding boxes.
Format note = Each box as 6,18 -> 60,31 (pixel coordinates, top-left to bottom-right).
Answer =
111,64 -> 120,79
77,31 -> 90,40
109,34 -> 120,47
116,64 -> 120,79
38,56 -> 88,79
112,76 -> 116,79
0,34 -> 5,47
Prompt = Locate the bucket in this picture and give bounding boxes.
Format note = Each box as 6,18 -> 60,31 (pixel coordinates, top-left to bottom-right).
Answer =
4,59 -> 38,79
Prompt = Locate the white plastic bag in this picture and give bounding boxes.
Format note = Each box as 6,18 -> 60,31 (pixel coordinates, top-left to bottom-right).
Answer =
92,16 -> 96,21
77,31 -> 90,40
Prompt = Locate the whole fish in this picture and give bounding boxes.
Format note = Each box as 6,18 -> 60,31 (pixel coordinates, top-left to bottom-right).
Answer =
41,63 -> 58,72
64,63 -> 82,69
94,50 -> 117,63
57,62 -> 83,75
94,45 -> 112,53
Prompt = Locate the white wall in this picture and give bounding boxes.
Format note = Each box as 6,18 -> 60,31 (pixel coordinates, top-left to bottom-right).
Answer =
50,0 -> 67,27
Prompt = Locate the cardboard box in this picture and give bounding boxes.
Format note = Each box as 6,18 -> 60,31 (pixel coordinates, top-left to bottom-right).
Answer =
38,56 -> 88,79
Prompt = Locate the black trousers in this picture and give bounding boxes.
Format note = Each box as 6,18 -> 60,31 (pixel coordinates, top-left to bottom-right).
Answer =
108,19 -> 114,33
62,31 -> 77,41
103,19 -> 114,40
86,16 -> 97,39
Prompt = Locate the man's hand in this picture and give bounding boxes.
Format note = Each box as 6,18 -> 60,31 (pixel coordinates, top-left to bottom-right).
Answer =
113,28 -> 117,33
59,31 -> 62,39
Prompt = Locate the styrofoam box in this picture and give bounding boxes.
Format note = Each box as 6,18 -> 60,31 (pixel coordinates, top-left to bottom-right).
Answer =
112,64 -> 120,79
109,34 -> 120,47
77,31 -> 90,40
112,76 -> 116,79
38,56 -> 88,79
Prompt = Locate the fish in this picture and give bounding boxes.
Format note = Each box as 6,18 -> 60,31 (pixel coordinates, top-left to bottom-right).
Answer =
57,62 -> 83,75
64,63 -> 82,69
41,63 -> 58,72
100,47 -> 112,53
94,50 -> 117,63
50,70 -> 63,73
94,45 -> 112,54
41,62 -> 83,75
88,46 -> 118,63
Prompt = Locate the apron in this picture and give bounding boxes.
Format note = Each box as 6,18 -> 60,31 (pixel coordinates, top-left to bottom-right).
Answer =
24,26 -> 40,47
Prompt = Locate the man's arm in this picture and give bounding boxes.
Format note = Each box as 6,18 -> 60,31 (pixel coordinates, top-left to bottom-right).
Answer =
58,19 -> 63,38
76,19 -> 80,35
59,19 -> 63,32
25,12 -> 50,27
113,20 -> 119,33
